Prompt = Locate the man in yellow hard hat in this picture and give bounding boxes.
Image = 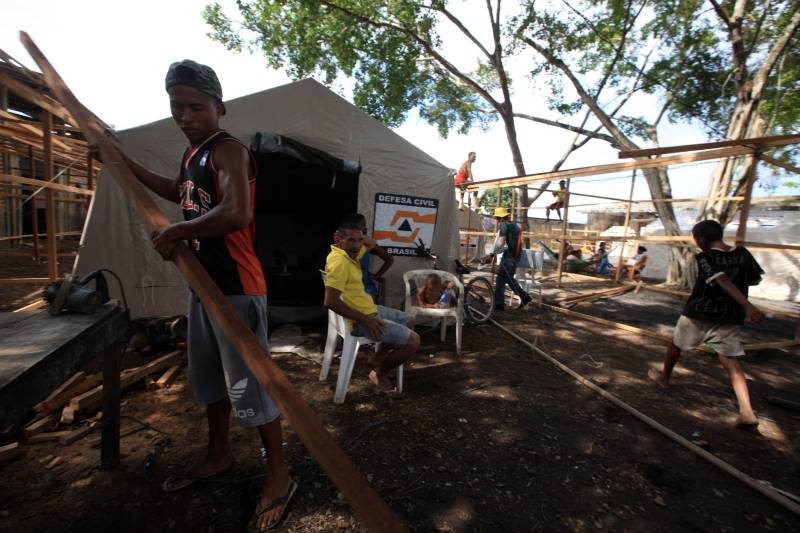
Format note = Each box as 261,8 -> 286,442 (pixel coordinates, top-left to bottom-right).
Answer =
487,207 -> 532,310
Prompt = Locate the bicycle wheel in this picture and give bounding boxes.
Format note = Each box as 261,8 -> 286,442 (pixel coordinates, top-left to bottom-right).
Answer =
463,276 -> 494,323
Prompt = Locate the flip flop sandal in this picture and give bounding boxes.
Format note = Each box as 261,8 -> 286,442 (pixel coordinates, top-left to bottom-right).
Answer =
380,387 -> 404,399
161,461 -> 232,492
248,478 -> 299,532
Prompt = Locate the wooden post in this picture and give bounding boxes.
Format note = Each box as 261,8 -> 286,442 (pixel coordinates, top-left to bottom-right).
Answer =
735,154 -> 758,245
101,341 -> 123,469
555,179 -> 571,288
491,185 -> 501,286
43,111 -> 57,281
86,152 -> 94,212
464,205 -> 472,263
615,171 -> 637,282
29,145 -> 40,262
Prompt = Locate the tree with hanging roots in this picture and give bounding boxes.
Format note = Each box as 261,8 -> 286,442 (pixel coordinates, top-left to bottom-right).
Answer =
205,0 -> 800,289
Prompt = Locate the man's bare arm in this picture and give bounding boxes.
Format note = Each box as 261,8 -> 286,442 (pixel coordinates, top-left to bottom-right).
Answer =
324,286 -> 384,338
171,142 -> 250,238
90,139 -> 179,203
371,245 -> 394,278
150,142 -> 251,258
713,274 -> 764,323
125,156 -> 180,203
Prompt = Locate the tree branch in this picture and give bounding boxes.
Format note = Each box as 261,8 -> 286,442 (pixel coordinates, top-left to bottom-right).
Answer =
708,0 -> 732,29
317,1 -> 504,111
509,112 -> 617,145
519,35 -> 638,150
746,0 -> 772,58
559,0 -> 723,136
751,8 -> 800,101
426,4 -> 493,61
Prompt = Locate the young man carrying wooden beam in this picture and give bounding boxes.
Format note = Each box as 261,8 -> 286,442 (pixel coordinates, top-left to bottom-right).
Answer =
90,61 -> 294,531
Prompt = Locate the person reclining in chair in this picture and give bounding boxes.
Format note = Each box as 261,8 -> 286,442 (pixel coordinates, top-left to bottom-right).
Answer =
324,221 -> 420,395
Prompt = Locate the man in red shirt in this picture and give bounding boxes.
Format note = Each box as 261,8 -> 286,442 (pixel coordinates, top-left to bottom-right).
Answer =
453,151 -> 476,208
94,60 -> 294,531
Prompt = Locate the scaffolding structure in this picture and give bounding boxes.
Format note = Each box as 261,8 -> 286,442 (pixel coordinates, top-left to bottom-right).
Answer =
460,133 -> 800,289
0,49 -> 99,283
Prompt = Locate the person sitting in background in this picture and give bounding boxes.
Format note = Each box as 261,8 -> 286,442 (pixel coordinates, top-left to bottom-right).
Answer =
594,241 -> 610,274
416,273 -> 456,308
340,213 -> 393,303
566,248 -> 582,262
626,246 -> 648,280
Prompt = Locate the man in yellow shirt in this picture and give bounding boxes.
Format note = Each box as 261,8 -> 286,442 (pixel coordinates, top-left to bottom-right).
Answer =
546,179 -> 568,221
324,221 -> 419,394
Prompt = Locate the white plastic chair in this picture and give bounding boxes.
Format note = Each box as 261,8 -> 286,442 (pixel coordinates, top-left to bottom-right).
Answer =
402,269 -> 463,355
319,271 -> 404,404
499,250 -> 543,308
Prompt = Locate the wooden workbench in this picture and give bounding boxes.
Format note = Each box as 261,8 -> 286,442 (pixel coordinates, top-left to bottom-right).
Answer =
0,303 -> 129,467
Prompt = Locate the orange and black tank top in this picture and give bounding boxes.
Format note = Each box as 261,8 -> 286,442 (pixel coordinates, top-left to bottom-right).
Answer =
178,130 -> 266,296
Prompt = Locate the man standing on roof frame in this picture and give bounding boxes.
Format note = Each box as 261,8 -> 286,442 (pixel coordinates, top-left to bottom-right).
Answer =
91,60 -> 295,532
453,151 -> 477,209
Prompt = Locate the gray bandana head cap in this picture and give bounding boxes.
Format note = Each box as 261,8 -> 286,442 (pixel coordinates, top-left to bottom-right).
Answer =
165,60 -> 222,102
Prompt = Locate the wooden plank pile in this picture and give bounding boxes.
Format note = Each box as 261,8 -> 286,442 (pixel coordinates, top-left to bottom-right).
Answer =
0,350 -> 185,465
552,285 -> 636,307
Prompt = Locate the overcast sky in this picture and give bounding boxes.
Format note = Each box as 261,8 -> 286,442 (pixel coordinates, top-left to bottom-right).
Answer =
2,0 -> 787,222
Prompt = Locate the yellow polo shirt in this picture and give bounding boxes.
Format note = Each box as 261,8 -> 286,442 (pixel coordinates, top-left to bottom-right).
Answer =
324,245 -> 378,317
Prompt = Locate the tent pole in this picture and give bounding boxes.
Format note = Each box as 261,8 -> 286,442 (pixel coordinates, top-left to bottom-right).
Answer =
555,178 -> 571,288
465,204 -> 472,263
614,171 -> 637,282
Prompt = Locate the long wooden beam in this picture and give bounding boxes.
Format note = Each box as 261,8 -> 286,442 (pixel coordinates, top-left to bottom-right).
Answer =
0,277 -> 56,284
0,145 -> 94,172
0,112 -> 73,151
0,230 -> 81,242
618,133 -> 800,159
0,174 -> 92,196
459,230 -> 800,252
465,145 -> 755,191
20,32 -> 405,533
490,319 -> 800,517
0,72 -> 75,124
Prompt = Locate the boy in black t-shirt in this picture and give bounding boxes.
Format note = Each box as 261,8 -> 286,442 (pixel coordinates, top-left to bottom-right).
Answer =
648,220 -> 765,428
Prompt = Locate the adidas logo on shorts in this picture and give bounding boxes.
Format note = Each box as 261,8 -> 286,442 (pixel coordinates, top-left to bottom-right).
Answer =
228,377 -> 248,402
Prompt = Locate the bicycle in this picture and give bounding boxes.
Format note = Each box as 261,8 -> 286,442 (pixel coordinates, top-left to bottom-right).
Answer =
413,239 -> 494,324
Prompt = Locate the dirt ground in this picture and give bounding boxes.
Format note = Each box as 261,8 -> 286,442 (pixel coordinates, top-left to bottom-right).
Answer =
2,278 -> 800,532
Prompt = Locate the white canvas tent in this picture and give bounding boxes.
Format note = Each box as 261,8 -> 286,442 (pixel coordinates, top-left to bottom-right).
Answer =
601,209 -> 800,303
76,79 -> 459,320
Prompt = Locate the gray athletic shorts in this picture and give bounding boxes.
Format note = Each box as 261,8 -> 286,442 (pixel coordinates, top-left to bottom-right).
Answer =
187,293 -> 280,427
351,305 -> 412,346
673,315 -> 744,357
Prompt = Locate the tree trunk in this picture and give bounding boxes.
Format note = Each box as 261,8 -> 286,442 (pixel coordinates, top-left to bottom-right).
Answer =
700,112 -> 767,225
498,109 -> 530,235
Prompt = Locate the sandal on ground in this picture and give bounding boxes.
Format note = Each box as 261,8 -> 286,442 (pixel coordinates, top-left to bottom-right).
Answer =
161,460 -> 232,492
248,478 -> 299,532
